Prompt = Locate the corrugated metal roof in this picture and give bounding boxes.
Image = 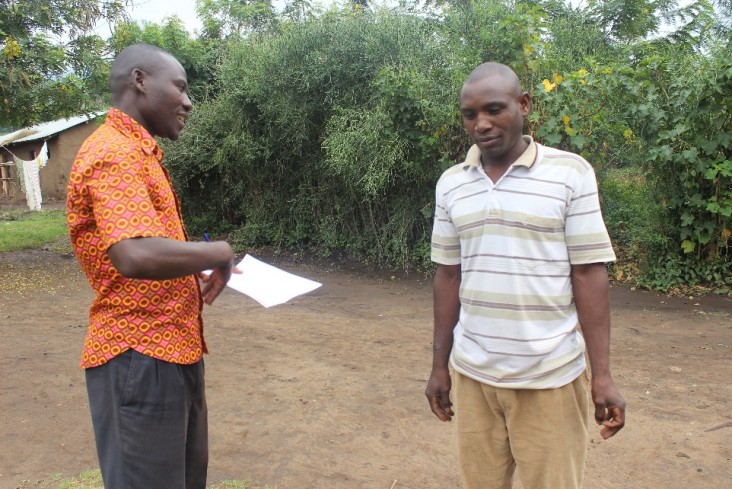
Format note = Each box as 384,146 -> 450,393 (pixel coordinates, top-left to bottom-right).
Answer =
0,110 -> 107,147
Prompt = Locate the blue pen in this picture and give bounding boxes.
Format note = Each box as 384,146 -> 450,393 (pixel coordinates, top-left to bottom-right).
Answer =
203,233 -> 210,242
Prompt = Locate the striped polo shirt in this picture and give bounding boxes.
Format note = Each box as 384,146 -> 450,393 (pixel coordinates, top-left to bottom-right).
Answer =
431,137 -> 616,389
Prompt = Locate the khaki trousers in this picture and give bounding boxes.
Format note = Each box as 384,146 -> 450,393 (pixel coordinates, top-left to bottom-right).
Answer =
453,370 -> 590,489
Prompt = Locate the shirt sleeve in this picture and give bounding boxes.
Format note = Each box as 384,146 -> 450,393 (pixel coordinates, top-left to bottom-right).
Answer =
431,178 -> 461,265
87,149 -> 169,252
565,167 -> 616,265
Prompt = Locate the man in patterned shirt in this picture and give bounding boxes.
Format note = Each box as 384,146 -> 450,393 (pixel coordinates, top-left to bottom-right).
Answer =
67,44 -> 237,489
425,62 -> 626,488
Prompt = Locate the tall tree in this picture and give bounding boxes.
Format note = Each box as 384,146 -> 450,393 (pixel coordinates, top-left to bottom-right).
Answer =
195,0 -> 277,38
281,0 -> 316,22
108,17 -> 220,101
588,0 -> 678,41
0,0 -> 129,128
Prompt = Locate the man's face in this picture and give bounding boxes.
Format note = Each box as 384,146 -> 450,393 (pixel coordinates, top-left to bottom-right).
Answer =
459,74 -> 530,166
139,55 -> 192,141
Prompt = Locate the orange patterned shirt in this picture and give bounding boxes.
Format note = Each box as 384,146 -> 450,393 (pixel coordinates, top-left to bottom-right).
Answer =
66,108 -> 206,369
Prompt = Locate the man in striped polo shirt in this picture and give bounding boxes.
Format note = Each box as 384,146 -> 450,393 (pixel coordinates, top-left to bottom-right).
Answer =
425,62 -> 625,489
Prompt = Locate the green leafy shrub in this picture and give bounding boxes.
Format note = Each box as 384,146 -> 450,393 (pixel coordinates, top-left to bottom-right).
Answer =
166,7 -> 470,268
624,48 -> 731,291
599,167 -> 670,283
160,0 -> 729,291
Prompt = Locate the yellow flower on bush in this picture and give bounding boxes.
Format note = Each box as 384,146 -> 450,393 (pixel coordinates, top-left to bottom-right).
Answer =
3,38 -> 21,60
542,79 -> 556,92
542,73 -> 565,93
562,114 -> 576,136
575,68 -> 588,84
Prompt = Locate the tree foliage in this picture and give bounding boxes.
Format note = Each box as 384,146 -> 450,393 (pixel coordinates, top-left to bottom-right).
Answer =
163,0 -> 729,292
0,0 -> 128,127
632,49 -> 732,262
166,8 -> 464,267
195,0 -> 278,38
2,0 -> 728,292
108,16 -> 219,101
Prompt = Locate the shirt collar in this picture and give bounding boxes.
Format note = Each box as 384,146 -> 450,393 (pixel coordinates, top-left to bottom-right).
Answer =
464,135 -> 537,170
105,107 -> 163,160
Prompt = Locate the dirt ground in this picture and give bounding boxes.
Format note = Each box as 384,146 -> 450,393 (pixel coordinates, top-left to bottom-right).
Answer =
1,249 -> 730,489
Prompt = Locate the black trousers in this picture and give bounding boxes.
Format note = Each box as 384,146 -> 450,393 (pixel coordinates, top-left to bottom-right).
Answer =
86,349 -> 208,489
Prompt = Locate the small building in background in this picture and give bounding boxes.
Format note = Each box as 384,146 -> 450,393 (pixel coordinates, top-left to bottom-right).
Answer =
0,111 -> 106,207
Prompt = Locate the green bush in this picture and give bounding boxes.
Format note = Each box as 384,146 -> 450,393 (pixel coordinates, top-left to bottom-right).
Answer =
161,1 -> 730,291
600,168 -> 669,252
599,167 -> 670,282
638,253 -> 732,295
167,7 -> 469,268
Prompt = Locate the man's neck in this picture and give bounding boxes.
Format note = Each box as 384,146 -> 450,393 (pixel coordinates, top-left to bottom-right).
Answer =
480,138 -> 528,182
113,103 -> 154,137
481,158 -> 511,183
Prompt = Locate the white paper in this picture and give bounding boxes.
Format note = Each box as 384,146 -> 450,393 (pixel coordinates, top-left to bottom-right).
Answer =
205,254 -> 322,308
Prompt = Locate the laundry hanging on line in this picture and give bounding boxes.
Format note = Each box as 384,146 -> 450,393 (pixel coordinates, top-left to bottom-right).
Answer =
11,142 -> 48,211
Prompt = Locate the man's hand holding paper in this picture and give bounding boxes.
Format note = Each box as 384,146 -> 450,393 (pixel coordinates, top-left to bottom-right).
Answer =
202,254 -> 322,308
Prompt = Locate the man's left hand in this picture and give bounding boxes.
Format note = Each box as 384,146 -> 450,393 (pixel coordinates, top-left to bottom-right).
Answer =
199,263 -> 241,305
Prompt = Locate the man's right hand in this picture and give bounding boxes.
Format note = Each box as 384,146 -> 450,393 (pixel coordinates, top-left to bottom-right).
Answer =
109,237 -> 238,306
425,366 -> 454,421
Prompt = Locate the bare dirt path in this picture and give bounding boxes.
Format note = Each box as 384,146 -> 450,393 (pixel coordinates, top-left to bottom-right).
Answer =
1,250 -> 730,489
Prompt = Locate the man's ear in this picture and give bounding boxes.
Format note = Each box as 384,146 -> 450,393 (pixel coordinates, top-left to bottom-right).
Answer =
131,68 -> 146,94
519,91 -> 532,116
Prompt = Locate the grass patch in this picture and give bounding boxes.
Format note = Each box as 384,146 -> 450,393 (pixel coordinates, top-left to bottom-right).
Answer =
0,209 -> 70,253
19,470 -> 264,489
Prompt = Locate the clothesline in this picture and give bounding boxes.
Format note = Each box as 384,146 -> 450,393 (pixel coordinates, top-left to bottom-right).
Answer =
0,137 -> 52,163
0,145 -> 23,162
